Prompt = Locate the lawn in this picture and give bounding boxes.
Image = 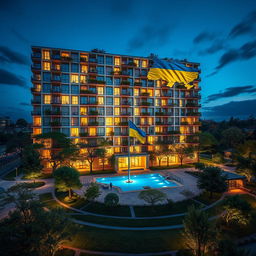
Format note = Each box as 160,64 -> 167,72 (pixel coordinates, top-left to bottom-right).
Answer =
134,199 -> 202,217
66,225 -> 184,253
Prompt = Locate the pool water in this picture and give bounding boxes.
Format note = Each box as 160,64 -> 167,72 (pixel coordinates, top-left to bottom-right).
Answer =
96,173 -> 178,192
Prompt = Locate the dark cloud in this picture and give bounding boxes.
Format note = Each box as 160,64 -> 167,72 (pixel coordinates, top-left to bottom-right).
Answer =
203,99 -> 256,119
205,85 -> 256,103
0,69 -> 27,88
199,40 -> 226,55
229,10 -> 256,38
0,46 -> 29,65
20,102 -> 30,106
128,24 -> 172,51
193,32 -> 217,44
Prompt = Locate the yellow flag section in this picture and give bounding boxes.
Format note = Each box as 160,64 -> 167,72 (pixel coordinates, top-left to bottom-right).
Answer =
128,120 -> 146,144
147,58 -> 199,89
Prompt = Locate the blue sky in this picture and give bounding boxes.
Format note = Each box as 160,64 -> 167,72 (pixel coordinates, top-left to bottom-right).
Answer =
0,0 -> 256,121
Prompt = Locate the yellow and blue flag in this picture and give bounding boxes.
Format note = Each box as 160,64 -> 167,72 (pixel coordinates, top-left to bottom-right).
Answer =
128,120 -> 146,144
147,58 -> 199,89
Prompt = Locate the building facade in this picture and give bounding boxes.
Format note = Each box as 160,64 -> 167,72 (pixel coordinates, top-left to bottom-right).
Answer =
31,46 -> 201,173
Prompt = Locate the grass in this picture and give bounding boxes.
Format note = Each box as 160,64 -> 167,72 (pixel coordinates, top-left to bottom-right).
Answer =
72,214 -> 184,227
134,199 -> 202,217
66,225 -> 183,253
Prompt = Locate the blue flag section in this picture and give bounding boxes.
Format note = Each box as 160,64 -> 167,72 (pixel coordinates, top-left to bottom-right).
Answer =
128,120 -> 146,144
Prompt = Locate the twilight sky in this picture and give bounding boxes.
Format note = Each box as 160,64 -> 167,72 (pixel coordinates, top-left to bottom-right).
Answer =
0,0 -> 256,122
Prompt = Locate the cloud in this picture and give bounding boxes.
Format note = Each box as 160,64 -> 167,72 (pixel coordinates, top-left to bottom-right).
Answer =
229,10 -> 256,38
203,99 -> 256,119
11,29 -> 30,44
0,46 -> 29,65
205,85 -> 256,103
193,32 -> 217,44
199,40 -> 226,55
127,24 -> 172,51
0,69 -> 27,88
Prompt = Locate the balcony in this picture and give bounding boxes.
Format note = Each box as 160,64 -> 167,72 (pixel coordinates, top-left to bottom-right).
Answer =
121,101 -> 132,106
134,82 -> 142,86
120,112 -> 131,116
61,56 -> 72,61
80,89 -> 97,94
88,111 -> 99,115
80,57 -> 88,62
88,122 -> 99,126
140,102 -> 152,106
31,111 -> 41,116
140,92 -> 150,97
141,112 -> 150,116
186,112 -> 201,116
87,79 -> 106,85
50,121 -> 61,126
31,88 -> 41,93
120,81 -> 130,86
122,61 -> 137,67
79,132 -> 89,137
31,53 -> 41,59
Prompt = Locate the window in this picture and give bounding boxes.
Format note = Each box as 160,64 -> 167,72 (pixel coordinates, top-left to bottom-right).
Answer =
97,87 -> 104,95
42,50 -> 50,60
106,97 -> 113,105
71,85 -> 79,94
71,128 -> 79,137
114,57 -> 120,66
61,106 -> 69,115
71,106 -> 79,115
106,87 -> 113,95
97,127 -> 105,136
44,95 -> 51,104
33,117 -> 41,126
81,117 -> 87,125
71,74 -> 79,83
80,107 -> 87,115
134,59 -> 139,67
114,78 -> 120,85
106,77 -> 113,85
106,67 -> 113,75
81,65 -> 88,73
97,66 -> 104,75
61,117 -> 70,126
134,89 -> 139,96
80,75 -> 86,83
106,117 -> 113,125
43,62 -> 50,71
106,107 -> 113,115
43,83 -> 51,93
98,97 -> 104,105
33,128 -> 42,135
71,64 -> 79,72
61,84 -> 69,93
61,74 -> 69,83
80,97 -> 87,104
72,96 -> 78,104
61,63 -> 69,72
114,98 -> 120,105
71,53 -> 79,62
97,55 -> 104,64
43,72 -> 51,82
106,56 -> 113,65
142,60 -> 147,68
114,88 -> 120,95
155,89 -> 160,97
89,127 -> 96,136
114,108 -> 120,115
134,108 -> 139,116
61,96 -> 69,104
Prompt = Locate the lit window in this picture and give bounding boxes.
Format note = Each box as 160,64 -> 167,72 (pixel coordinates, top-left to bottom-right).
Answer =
155,126 -> 160,133
114,67 -> 120,73
97,87 -> 104,95
42,50 -> 50,60
61,96 -> 70,104
44,95 -> 51,104
114,108 -> 120,116
162,99 -> 167,106
134,59 -> 139,67
42,149 -> 50,158
33,128 -> 41,135
114,88 -> 120,96
71,128 -> 79,137
80,75 -> 86,83
114,57 -> 120,65
81,118 -> 87,125
142,60 -> 147,68
89,127 -> 96,136
72,96 -> 78,104
80,107 -> 87,115
71,74 -> 79,83
155,89 -> 160,96
114,137 -> 121,145
98,97 -> 104,105
114,147 -> 120,153
148,89 -> 153,96
61,52 -> 70,57
148,136 -> 154,144
134,89 -> 139,96
114,98 -> 120,105
106,127 -> 113,136
81,65 -> 88,73
106,117 -> 113,126
33,117 -> 41,126
148,118 -> 153,125
43,62 -> 51,71
134,108 -> 139,116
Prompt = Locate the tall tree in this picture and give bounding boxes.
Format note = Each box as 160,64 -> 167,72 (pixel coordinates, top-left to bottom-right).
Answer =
171,144 -> 194,166
197,166 -> 227,198
80,144 -> 99,174
98,138 -> 111,171
221,127 -> 245,149
53,166 -> 82,198
35,132 -> 79,172
182,205 -> 215,256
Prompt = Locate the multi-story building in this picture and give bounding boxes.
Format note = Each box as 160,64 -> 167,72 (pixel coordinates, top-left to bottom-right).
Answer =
31,46 -> 201,173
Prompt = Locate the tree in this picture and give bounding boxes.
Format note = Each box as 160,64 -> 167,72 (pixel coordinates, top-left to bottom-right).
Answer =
16,118 -> 28,127
104,193 -> 119,207
221,127 -> 245,149
162,144 -> 173,166
53,166 -> 82,198
182,205 -> 215,256
212,153 -> 224,164
35,132 -> 79,172
0,185 -> 72,256
80,144 -> 98,174
236,140 -> 256,159
197,166 -> 227,198
138,189 -> 167,206
84,182 -> 101,201
171,144 -> 194,166
98,138 -> 111,171
222,195 -> 251,226
198,132 -> 218,161
22,145 -> 43,181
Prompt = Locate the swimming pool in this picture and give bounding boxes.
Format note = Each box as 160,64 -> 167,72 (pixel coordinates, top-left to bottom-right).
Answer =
96,173 -> 179,192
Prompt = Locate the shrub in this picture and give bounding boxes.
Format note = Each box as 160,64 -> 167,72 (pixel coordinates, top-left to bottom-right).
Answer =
104,193 -> 119,207
194,162 -> 205,170
84,182 -> 101,201
138,189 -> 167,206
